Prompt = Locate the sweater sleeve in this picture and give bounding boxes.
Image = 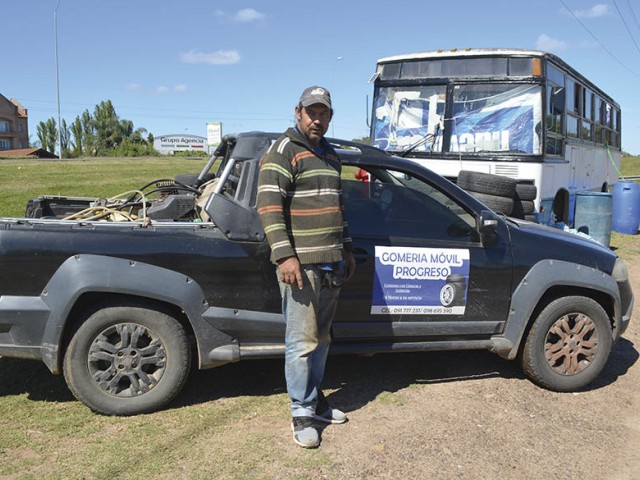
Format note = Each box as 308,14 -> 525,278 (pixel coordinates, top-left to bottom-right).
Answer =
256,143 -> 296,263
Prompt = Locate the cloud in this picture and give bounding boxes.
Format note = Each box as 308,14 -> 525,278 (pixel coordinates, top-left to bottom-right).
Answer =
233,8 -> 265,23
535,34 -> 568,52
126,83 -> 188,94
214,8 -> 266,23
124,82 -> 142,92
574,3 -> 611,18
180,49 -> 241,65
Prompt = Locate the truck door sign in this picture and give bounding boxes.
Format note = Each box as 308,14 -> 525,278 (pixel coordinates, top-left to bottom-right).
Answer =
371,246 -> 470,315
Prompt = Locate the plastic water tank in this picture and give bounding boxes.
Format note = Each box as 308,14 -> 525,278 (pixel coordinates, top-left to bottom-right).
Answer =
574,191 -> 613,247
612,180 -> 640,235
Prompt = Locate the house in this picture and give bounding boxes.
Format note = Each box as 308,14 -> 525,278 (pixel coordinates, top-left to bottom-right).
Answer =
0,94 -> 29,151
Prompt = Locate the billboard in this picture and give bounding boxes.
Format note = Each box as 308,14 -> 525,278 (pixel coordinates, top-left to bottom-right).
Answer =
207,122 -> 223,152
153,134 -> 207,155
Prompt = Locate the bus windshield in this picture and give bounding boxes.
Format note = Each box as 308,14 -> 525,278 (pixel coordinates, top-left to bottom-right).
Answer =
373,83 -> 543,155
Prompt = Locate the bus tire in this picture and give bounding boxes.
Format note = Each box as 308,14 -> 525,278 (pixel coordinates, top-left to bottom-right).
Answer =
457,170 -> 517,197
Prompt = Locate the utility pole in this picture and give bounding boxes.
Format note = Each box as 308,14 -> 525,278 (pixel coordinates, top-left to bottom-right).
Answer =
54,0 -> 62,158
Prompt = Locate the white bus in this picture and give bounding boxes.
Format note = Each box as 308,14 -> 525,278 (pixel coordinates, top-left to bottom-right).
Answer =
370,48 -> 622,225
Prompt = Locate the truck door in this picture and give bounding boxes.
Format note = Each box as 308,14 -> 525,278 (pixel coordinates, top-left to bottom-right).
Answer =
334,166 -> 512,341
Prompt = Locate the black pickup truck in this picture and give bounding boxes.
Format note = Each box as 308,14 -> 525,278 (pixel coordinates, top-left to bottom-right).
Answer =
0,132 -> 634,415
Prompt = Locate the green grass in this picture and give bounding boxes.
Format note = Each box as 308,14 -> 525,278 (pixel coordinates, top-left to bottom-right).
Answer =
0,157 -> 209,218
621,154 -> 640,178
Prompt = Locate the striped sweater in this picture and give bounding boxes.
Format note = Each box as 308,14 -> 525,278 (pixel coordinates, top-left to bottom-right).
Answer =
257,128 -> 352,265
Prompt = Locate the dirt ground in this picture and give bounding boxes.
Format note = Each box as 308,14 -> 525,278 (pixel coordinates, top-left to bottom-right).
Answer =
249,257 -> 640,479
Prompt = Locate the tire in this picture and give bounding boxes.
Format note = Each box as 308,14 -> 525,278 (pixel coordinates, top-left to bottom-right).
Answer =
521,296 -> 612,392
515,183 -> 537,201
521,200 -> 535,215
512,197 -> 535,219
63,304 -> 191,415
469,191 -> 514,215
457,170 -> 517,197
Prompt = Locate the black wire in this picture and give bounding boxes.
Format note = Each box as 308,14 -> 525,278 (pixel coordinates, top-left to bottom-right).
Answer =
124,179 -> 201,203
613,0 -> 640,57
558,0 -> 640,77
627,0 -> 640,35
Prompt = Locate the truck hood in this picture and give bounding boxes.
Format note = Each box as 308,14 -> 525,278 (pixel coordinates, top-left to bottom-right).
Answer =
506,217 -> 617,273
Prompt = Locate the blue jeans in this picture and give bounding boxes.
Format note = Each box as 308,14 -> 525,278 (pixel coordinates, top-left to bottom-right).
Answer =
278,265 -> 341,418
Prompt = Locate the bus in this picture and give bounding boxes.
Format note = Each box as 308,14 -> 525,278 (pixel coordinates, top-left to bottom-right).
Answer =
369,48 -> 622,225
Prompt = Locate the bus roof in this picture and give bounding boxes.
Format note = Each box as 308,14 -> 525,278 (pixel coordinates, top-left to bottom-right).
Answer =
377,48 -> 550,63
376,48 -> 619,107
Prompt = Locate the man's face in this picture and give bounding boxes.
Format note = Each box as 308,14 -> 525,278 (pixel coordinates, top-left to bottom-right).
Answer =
295,103 -> 332,146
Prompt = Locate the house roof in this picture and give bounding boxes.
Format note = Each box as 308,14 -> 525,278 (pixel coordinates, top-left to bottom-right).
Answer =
0,148 -> 58,159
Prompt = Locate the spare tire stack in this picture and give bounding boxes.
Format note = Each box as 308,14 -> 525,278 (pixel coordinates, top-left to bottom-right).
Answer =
457,170 -> 517,216
512,183 -> 538,221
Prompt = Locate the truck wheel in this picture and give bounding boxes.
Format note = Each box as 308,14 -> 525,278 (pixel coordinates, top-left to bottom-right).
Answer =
63,305 -> 191,415
521,296 -> 612,392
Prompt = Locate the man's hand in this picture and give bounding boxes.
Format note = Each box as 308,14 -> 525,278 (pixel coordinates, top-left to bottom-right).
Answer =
344,251 -> 356,281
277,256 -> 304,289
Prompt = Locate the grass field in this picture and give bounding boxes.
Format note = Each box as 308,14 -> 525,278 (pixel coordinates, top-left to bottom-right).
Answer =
0,157 -> 210,218
0,155 -> 639,478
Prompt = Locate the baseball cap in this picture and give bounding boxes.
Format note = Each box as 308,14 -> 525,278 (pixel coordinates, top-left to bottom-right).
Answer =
299,86 -> 332,109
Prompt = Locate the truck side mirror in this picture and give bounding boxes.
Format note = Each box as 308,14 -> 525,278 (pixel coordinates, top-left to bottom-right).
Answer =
479,210 -> 499,245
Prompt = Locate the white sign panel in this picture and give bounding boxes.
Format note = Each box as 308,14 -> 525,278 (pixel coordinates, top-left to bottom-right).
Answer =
153,134 -> 207,155
207,122 -> 222,148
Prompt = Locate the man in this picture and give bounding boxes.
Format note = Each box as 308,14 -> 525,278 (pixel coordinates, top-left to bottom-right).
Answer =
257,86 -> 356,448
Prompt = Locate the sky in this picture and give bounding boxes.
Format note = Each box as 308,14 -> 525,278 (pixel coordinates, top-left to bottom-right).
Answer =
3,0 -> 640,153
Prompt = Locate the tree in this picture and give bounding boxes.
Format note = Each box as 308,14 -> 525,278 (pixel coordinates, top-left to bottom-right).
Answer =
44,99 -> 156,157
70,117 -> 83,157
352,136 -> 372,145
93,100 -> 123,154
60,119 -> 71,157
81,110 -> 97,156
36,118 -> 57,153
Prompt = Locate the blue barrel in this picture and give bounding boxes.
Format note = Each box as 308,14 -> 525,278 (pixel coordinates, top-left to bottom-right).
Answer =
612,181 -> 640,234
574,191 -> 613,247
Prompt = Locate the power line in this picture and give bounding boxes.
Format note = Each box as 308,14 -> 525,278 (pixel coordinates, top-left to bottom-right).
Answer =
626,0 -> 640,37
558,0 -> 640,77
613,0 -> 640,57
